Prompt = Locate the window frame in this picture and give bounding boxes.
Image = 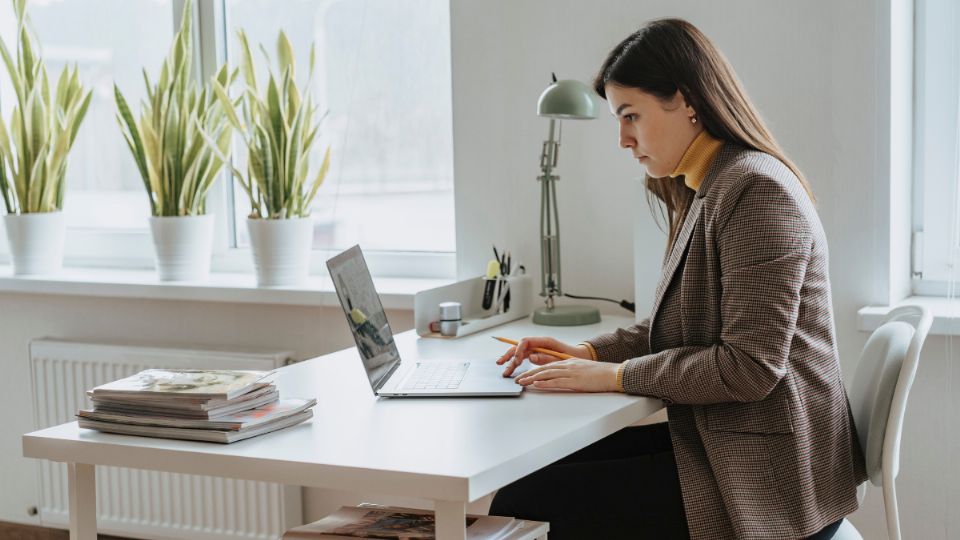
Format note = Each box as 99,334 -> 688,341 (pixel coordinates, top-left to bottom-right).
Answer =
0,0 -> 456,280
912,0 -> 960,296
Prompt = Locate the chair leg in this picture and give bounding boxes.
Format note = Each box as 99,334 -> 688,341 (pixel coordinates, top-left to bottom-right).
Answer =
882,467 -> 901,540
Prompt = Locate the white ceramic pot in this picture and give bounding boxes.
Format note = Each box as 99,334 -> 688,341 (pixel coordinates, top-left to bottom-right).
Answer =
247,217 -> 314,287
149,215 -> 214,281
3,212 -> 66,275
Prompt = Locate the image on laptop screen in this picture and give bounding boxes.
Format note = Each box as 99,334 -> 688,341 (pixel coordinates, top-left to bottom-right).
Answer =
327,246 -> 401,390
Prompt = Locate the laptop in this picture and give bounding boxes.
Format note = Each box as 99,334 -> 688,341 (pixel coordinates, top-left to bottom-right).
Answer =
326,245 -> 523,397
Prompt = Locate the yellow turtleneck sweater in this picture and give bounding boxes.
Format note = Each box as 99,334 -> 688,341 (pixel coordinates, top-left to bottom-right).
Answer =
671,130 -> 724,191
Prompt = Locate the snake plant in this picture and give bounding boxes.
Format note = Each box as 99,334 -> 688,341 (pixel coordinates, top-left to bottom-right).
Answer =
114,0 -> 236,217
0,0 -> 93,214
208,30 -> 330,220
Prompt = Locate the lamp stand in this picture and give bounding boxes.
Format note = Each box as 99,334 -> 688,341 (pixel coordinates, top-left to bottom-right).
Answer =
532,118 -> 601,326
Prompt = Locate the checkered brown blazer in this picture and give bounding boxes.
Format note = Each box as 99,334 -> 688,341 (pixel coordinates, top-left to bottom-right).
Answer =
587,144 -> 868,539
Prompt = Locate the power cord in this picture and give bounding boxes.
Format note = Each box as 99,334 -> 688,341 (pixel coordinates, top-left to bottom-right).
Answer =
563,292 -> 635,313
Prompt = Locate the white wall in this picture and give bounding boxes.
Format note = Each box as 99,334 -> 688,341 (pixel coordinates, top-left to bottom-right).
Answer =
451,0 -> 882,364
450,0 -> 889,348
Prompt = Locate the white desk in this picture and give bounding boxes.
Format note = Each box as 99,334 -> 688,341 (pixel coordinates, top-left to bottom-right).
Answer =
23,315 -> 662,540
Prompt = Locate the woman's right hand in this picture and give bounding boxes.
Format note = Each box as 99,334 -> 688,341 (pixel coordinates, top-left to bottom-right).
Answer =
496,337 -> 592,378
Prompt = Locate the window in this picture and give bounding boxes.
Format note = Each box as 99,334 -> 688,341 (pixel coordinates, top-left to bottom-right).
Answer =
0,0 -> 455,278
224,0 -> 455,255
913,0 -> 960,293
0,0 -> 174,261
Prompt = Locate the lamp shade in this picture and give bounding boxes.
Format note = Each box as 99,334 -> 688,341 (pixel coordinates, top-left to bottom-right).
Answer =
537,79 -> 598,120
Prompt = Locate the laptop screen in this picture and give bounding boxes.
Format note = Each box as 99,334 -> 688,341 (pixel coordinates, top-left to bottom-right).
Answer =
326,245 -> 401,392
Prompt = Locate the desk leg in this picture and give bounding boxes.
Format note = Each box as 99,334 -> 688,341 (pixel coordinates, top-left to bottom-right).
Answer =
434,500 -> 467,540
67,463 -> 96,540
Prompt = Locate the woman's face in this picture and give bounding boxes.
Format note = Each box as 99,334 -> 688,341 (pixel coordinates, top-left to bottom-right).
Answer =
604,84 -> 702,178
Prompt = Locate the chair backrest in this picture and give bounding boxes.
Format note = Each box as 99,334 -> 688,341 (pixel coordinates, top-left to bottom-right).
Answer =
848,305 -> 931,485
835,306 -> 930,540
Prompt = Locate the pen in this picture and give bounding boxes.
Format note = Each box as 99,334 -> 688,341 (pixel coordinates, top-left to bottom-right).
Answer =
493,278 -> 509,314
492,336 -> 574,359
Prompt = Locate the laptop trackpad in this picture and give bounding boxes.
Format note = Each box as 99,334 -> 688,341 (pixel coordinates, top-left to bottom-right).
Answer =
460,361 -> 524,391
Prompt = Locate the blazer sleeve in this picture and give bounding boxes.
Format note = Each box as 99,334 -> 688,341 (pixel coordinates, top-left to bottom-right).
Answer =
620,173 -> 813,404
584,317 -> 652,362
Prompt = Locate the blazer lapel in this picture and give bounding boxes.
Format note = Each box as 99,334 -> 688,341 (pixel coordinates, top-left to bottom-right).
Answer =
648,195 -> 703,325
647,142 -> 739,337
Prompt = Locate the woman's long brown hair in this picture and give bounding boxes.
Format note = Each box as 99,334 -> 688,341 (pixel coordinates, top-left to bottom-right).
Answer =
594,18 -> 814,258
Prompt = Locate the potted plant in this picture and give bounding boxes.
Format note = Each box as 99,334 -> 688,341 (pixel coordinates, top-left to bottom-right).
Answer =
0,0 -> 92,275
209,30 -> 330,287
114,0 -> 234,281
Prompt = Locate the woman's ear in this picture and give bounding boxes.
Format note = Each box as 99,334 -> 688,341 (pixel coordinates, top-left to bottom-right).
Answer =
675,90 -> 697,121
667,90 -> 696,118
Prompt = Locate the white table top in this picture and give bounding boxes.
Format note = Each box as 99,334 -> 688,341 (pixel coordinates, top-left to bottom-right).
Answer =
23,315 -> 662,503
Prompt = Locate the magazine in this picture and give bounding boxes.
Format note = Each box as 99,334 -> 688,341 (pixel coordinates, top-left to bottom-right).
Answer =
78,398 -> 315,430
89,382 -> 276,409
78,409 -> 313,444
90,387 -> 280,419
282,505 -> 515,539
90,369 -> 274,400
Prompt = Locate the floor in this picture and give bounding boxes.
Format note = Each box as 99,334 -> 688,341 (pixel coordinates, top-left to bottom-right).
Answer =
0,521 -> 131,540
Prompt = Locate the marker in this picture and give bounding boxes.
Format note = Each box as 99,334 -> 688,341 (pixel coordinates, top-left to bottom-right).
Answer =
482,260 -> 500,310
503,251 -> 512,310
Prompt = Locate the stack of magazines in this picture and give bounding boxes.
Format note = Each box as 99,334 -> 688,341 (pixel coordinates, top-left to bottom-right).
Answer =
77,369 -> 316,444
282,504 -> 528,539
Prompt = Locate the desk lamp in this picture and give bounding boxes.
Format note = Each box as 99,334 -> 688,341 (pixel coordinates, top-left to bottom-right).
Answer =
533,75 -> 601,326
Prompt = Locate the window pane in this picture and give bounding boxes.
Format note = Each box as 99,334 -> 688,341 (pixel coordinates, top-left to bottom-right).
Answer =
915,0 -> 960,284
0,0 -> 173,230
225,0 -> 455,253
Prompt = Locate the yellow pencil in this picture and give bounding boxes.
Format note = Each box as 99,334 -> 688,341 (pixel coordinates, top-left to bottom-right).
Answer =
492,336 -> 574,360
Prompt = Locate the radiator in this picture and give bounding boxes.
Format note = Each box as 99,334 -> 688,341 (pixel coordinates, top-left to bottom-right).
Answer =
29,338 -> 303,540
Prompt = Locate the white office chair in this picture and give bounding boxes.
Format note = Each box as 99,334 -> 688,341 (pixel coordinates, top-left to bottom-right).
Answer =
832,305 -> 932,540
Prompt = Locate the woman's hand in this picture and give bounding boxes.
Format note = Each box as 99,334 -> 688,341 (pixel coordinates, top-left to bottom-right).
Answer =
496,337 -> 592,377
515,359 -> 621,392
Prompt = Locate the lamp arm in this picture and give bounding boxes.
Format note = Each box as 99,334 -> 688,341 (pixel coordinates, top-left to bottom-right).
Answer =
538,118 -> 562,309
552,171 -> 561,296
540,164 -> 548,299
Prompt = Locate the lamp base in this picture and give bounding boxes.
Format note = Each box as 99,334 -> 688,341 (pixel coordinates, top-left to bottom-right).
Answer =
532,304 -> 602,326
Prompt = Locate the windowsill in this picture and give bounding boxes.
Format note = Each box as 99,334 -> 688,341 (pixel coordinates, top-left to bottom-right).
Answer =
0,265 -> 452,309
858,295 -> 960,335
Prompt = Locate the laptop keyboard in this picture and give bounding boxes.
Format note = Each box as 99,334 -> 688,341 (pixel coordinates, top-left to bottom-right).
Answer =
402,362 -> 470,390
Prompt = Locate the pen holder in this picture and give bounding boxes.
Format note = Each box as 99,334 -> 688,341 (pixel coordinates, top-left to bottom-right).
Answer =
415,274 -> 533,338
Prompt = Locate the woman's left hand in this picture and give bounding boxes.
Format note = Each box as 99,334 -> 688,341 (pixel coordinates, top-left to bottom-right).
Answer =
514,359 -> 621,392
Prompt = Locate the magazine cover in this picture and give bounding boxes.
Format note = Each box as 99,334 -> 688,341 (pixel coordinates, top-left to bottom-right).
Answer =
282,506 -> 515,539
328,509 -> 450,539
90,369 -> 274,400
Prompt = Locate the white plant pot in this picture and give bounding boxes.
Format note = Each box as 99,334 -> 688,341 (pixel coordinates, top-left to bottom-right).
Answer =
149,215 -> 214,281
247,217 -> 314,287
3,212 -> 66,275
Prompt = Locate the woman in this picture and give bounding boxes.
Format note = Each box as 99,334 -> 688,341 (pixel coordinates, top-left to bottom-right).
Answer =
490,18 -> 867,540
